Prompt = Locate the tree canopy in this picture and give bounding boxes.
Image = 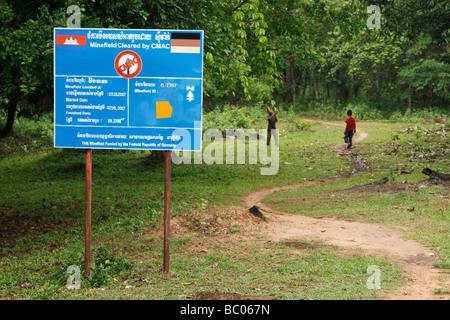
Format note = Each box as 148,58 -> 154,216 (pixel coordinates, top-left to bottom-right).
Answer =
1,0 -> 449,137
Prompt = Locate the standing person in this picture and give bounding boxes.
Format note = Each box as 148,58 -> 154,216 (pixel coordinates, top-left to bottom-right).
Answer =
344,109 -> 356,149
267,109 -> 279,146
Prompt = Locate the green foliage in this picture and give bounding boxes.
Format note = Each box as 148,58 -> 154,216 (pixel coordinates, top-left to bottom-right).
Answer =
283,110 -> 312,131
281,0 -> 450,113
52,248 -> 85,287
12,113 -> 54,140
88,247 -> 134,287
204,0 -> 277,105
391,133 -> 400,141
291,119 -> 312,131
293,99 -> 449,122
1,0 -> 449,137
381,0 -> 450,46
389,107 -> 449,122
348,32 -> 406,97
398,34 -> 450,107
203,105 -> 266,132
0,3 -> 63,117
0,112 -> 53,157
52,246 -> 134,288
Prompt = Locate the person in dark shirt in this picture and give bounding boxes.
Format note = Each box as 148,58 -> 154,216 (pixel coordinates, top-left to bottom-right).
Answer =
267,109 -> 279,146
344,109 -> 356,149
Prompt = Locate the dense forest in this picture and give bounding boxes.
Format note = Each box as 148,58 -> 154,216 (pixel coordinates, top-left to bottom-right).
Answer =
1,0 -> 449,137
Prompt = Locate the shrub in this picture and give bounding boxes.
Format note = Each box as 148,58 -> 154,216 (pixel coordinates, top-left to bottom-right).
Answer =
388,107 -> 449,122
52,246 -> 133,288
88,247 -> 134,287
203,105 -> 266,132
283,110 -> 312,131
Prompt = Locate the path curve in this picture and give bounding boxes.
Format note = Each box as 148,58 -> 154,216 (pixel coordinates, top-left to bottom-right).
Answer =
242,118 -> 447,300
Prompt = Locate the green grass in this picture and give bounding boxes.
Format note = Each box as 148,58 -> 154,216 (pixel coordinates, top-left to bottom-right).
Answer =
1,111 -> 447,299
265,120 -> 450,269
0,233 -> 404,300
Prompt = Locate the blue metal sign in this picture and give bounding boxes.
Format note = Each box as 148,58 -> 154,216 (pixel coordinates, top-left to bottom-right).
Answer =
54,28 -> 203,151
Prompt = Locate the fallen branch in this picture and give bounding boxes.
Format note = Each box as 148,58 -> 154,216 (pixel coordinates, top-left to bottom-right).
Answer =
398,127 -> 415,134
427,128 -> 449,138
428,128 -> 450,132
398,127 -> 448,138
422,115 -> 447,124
422,168 -> 450,181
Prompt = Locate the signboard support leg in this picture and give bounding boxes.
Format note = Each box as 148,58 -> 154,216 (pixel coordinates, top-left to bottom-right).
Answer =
85,149 -> 92,277
163,150 -> 171,273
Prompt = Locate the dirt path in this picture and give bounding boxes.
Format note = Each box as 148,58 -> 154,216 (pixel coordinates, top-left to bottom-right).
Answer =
241,119 -> 448,300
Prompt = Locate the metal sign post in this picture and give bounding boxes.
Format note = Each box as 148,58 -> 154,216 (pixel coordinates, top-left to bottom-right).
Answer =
54,28 -> 203,274
163,151 -> 171,272
64,7 -> 93,278
84,149 -> 92,277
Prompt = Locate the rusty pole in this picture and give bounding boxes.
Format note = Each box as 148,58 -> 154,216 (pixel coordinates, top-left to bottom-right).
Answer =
85,149 -> 92,277
163,150 -> 171,273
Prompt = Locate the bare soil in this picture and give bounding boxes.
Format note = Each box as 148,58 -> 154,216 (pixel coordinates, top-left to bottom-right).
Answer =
173,201 -> 447,300
192,120 -> 447,300
173,119 -> 448,300
240,120 -> 448,300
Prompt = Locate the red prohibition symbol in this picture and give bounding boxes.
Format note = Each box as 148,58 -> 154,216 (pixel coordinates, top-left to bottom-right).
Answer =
114,50 -> 142,78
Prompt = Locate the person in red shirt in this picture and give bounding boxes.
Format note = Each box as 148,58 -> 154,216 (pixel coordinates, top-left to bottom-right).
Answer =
344,110 -> 356,149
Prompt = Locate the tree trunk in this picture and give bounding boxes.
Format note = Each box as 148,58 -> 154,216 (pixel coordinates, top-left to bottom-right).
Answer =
310,67 -> 322,105
375,77 -> 380,96
301,75 -> 307,99
290,60 -> 296,106
415,89 -> 425,110
350,74 -> 355,99
429,85 -> 434,107
406,84 -> 412,109
150,150 -> 165,162
422,168 -> 450,181
308,71 -> 313,97
0,96 -> 18,138
333,82 -> 338,105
